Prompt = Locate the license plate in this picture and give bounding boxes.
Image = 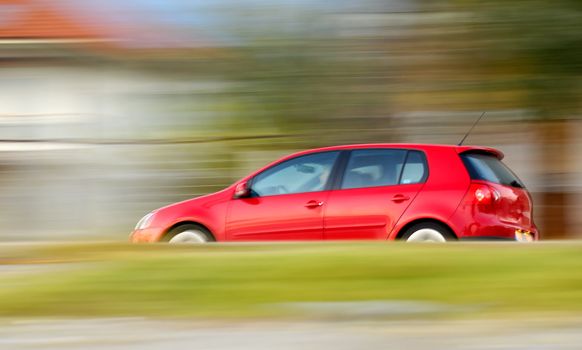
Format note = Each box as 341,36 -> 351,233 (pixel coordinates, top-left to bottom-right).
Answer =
515,229 -> 534,242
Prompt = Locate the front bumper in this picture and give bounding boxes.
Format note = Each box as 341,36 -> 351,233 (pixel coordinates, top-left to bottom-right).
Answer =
130,227 -> 164,243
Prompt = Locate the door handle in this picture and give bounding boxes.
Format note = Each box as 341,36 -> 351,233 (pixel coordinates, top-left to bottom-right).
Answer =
391,194 -> 410,203
305,200 -> 324,208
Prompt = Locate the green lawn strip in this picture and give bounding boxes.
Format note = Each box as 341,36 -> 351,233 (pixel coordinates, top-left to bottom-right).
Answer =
0,243 -> 581,318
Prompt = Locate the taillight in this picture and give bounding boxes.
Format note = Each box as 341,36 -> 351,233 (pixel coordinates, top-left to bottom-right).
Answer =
467,183 -> 499,212
474,187 -> 490,203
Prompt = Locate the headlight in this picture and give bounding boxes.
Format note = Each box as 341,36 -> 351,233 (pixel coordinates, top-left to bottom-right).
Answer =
135,212 -> 155,230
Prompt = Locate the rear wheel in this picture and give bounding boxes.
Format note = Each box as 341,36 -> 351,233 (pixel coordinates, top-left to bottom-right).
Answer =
164,224 -> 214,244
400,222 -> 454,243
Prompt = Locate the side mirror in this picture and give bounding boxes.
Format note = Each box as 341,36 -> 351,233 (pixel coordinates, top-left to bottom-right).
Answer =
233,181 -> 251,199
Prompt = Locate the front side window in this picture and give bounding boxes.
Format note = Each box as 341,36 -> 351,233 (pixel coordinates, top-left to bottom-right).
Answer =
252,152 -> 339,196
341,149 -> 427,189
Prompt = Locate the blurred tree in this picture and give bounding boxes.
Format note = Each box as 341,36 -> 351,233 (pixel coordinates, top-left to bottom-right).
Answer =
210,4 -> 398,148
454,0 -> 582,237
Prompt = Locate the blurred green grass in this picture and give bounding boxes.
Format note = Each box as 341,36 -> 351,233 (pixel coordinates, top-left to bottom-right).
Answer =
1,242 -> 582,319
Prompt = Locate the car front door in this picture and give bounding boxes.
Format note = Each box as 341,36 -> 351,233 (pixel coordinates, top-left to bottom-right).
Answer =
226,151 -> 340,241
324,149 -> 428,240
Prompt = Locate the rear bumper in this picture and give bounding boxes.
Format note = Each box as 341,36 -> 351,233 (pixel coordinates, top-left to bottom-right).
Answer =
454,224 -> 539,241
460,236 -> 515,241
459,230 -> 537,241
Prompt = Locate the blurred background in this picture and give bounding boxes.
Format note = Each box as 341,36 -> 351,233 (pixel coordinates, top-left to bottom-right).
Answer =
0,0 -> 580,241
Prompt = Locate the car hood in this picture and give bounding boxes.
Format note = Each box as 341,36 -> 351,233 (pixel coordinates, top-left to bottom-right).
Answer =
153,187 -> 232,218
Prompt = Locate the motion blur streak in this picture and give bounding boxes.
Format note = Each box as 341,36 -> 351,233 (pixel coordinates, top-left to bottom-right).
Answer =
0,0 -> 581,348
0,0 -> 579,240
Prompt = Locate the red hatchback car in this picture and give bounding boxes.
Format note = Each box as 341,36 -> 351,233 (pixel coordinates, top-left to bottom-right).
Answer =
131,144 -> 538,243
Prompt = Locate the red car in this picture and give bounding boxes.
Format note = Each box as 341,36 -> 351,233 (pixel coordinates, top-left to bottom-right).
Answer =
131,144 -> 538,243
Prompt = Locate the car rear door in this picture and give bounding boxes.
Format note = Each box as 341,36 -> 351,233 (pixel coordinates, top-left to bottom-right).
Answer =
460,152 -> 534,229
226,151 -> 340,241
324,149 -> 427,240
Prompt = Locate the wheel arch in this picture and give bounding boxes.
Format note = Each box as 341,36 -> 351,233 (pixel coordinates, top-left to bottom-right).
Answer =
162,221 -> 216,241
393,218 -> 458,240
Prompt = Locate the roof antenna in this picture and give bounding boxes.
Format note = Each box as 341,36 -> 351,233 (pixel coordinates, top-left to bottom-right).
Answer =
458,112 -> 487,146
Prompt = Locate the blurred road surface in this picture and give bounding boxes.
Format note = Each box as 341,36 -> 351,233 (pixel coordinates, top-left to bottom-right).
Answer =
0,318 -> 581,350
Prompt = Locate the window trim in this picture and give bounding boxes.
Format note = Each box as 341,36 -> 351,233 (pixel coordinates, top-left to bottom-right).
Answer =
248,150 -> 341,198
334,148 -> 429,191
330,150 -> 351,191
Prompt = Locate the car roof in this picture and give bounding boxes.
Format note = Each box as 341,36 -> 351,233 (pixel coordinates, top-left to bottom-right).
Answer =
287,143 -> 504,160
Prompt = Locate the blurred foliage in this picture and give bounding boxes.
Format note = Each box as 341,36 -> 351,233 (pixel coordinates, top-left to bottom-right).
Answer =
451,0 -> 582,118
198,6 -> 397,143
202,0 -> 582,140
2,243 -> 582,318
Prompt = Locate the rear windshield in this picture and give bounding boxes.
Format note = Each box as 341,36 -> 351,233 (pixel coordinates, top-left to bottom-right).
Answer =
461,153 -> 525,188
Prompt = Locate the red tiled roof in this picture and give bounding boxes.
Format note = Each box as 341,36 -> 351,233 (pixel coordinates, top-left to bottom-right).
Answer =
0,0 -> 102,39
0,0 -> 222,56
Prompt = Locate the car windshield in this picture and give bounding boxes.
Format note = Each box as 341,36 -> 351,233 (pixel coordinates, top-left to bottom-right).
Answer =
461,153 -> 525,188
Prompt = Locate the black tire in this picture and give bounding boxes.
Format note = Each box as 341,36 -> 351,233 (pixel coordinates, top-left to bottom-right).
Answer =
400,222 -> 456,242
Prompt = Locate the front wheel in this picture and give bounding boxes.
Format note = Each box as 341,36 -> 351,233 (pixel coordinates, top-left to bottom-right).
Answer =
400,222 -> 455,243
164,224 -> 214,244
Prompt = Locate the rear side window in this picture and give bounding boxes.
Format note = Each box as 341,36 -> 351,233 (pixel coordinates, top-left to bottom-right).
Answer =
461,153 -> 524,188
400,151 -> 426,184
341,149 -> 427,189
